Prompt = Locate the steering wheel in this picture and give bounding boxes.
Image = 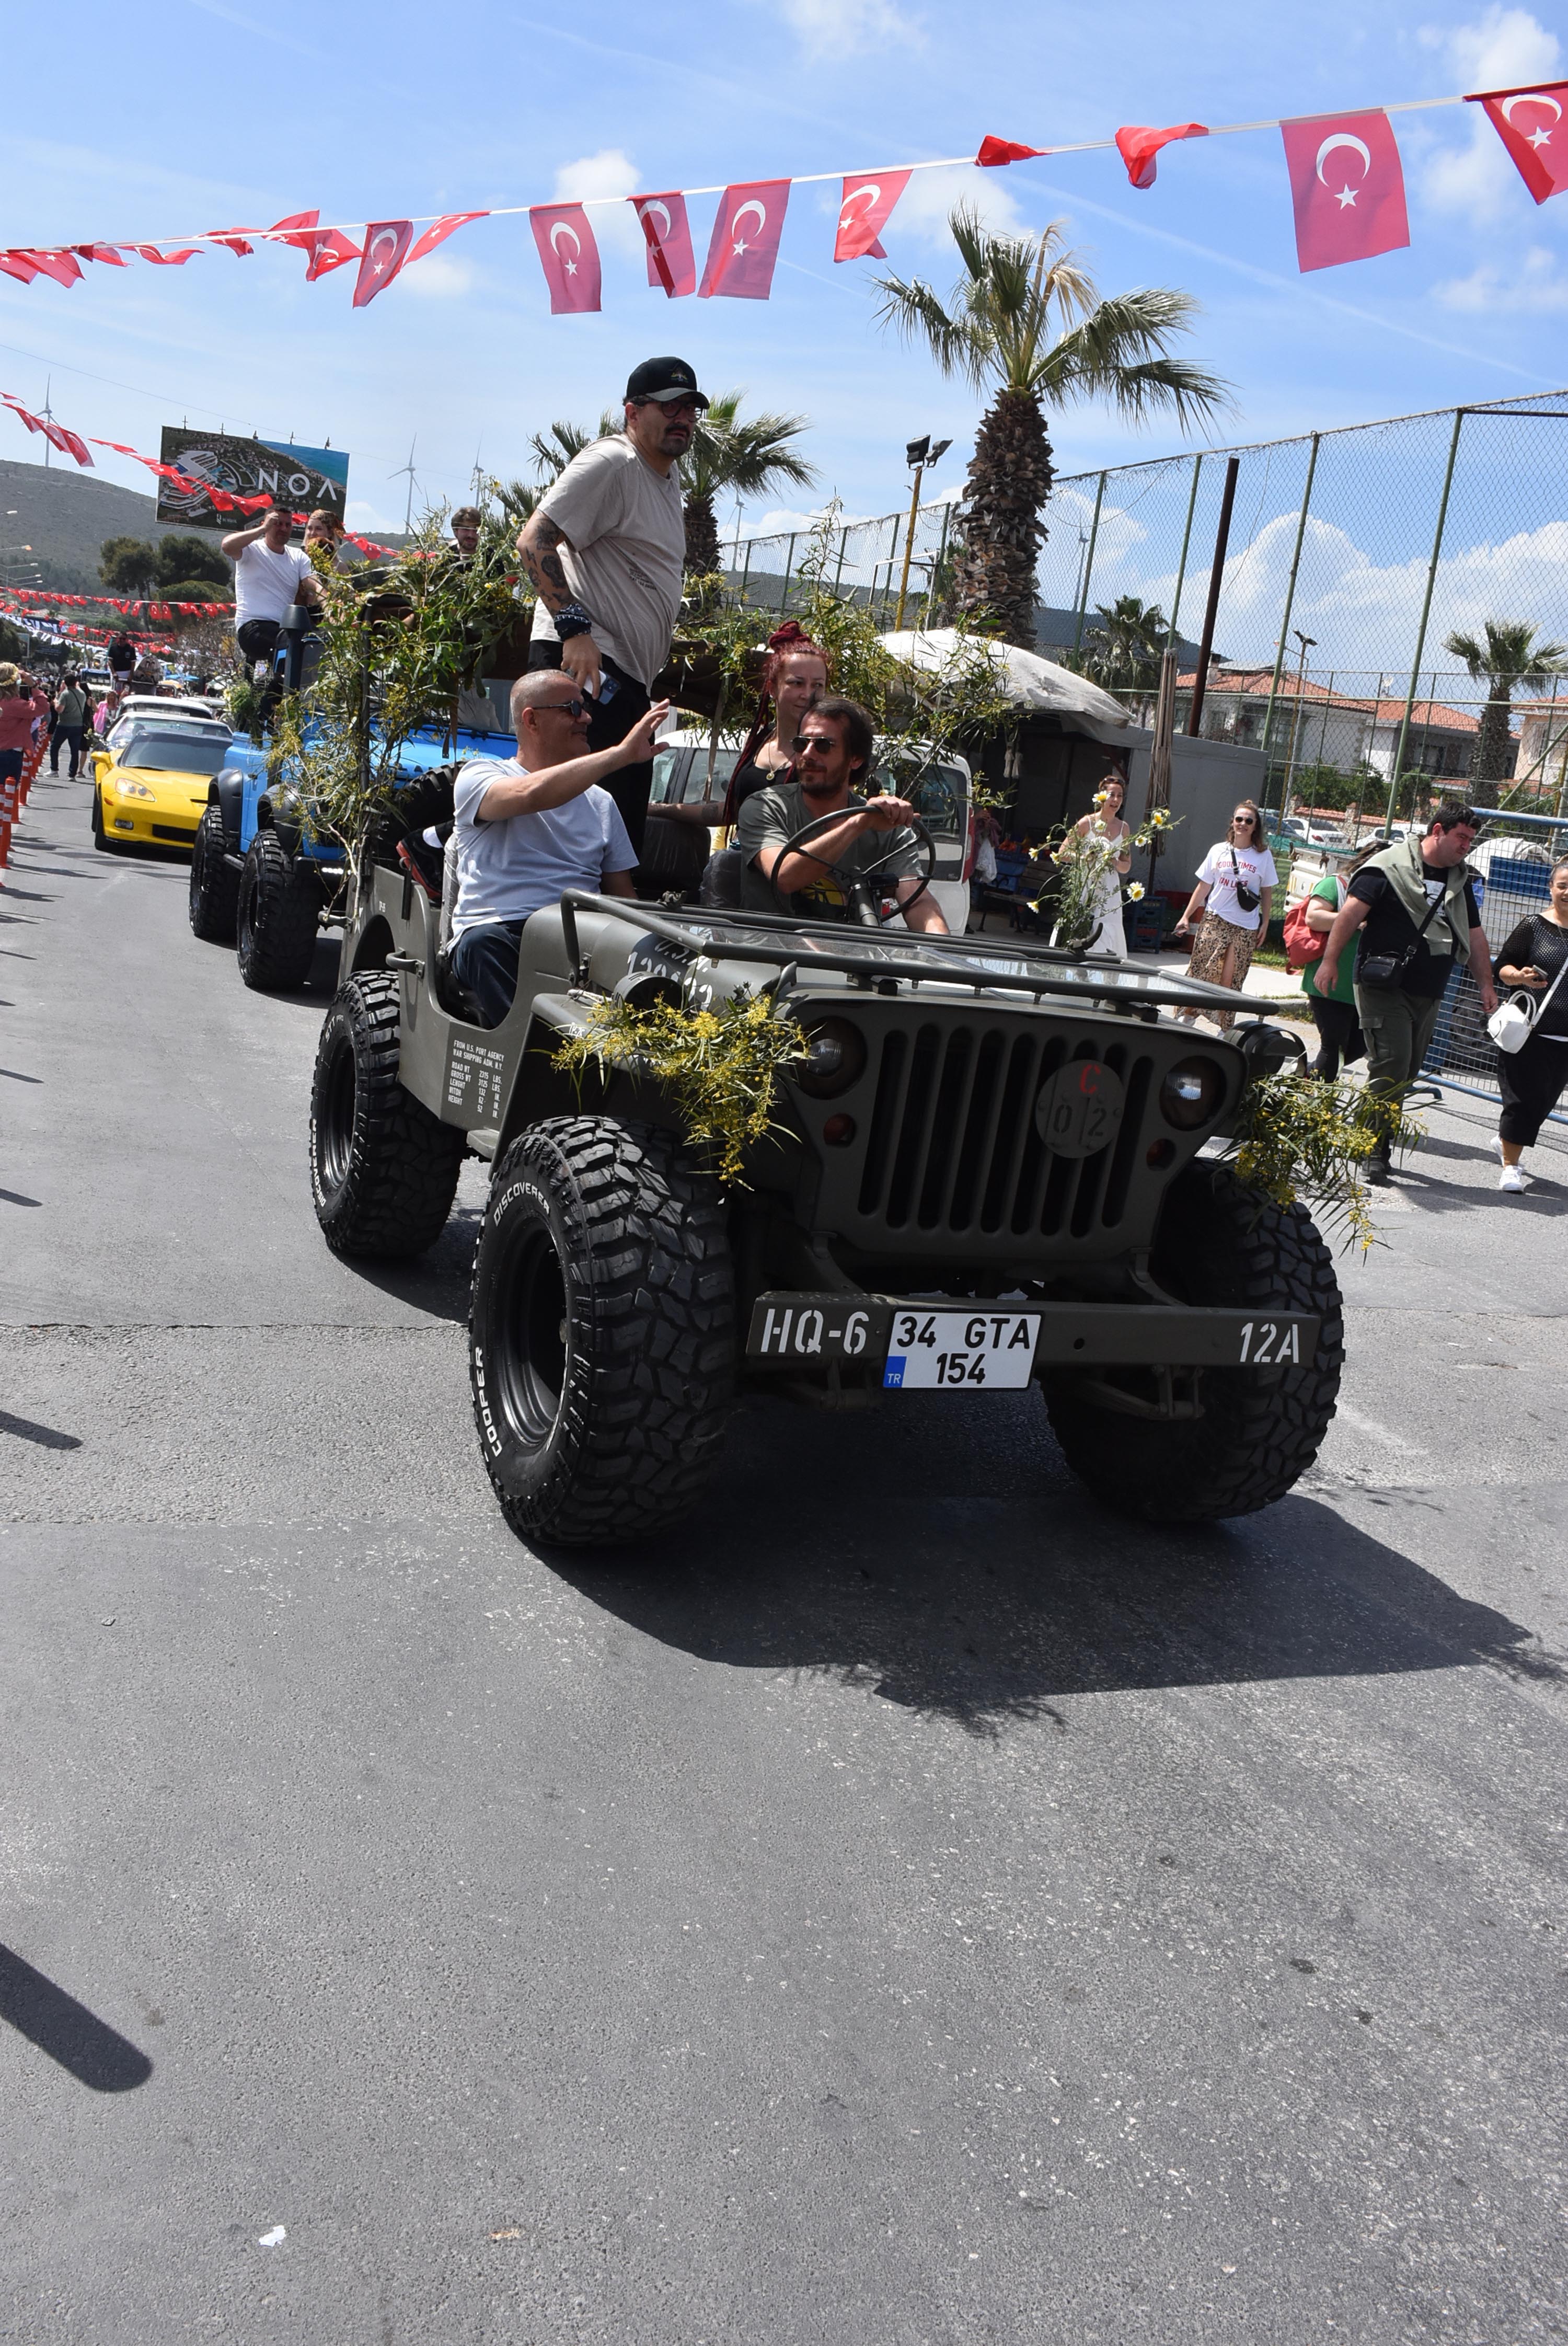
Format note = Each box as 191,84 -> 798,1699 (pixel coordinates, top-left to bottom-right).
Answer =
767,806 -> 936,928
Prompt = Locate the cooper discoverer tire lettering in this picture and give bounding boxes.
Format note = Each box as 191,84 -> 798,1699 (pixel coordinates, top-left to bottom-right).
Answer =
237,829 -> 322,991
469,1117 -> 735,1547
1044,1159 -> 1344,1521
309,970 -> 465,1257
189,806 -> 240,942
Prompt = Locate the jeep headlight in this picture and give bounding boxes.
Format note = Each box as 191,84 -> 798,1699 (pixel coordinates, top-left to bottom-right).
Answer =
794,1018 -> 868,1099
1160,1055 -> 1226,1130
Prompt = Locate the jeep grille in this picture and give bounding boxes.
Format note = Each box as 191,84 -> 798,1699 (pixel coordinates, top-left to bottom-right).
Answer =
856,1024 -> 1154,1238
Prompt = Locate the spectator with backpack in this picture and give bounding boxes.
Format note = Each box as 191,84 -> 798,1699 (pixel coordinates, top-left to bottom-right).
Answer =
1284,853 -> 1369,1080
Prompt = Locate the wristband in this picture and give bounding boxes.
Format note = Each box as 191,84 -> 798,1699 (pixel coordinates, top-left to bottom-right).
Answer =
553,602 -> 595,642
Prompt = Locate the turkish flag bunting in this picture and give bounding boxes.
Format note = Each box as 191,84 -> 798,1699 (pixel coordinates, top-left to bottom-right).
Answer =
1468,82 -> 1568,204
205,228 -> 256,255
0,254 -> 41,284
267,210 -> 321,247
630,193 -> 695,297
1115,122 -> 1208,189
407,211 -> 489,267
353,221 -> 416,307
1280,110 -> 1409,271
132,245 -> 199,265
529,204 -> 602,314
835,170 -> 910,262
53,426 -> 93,467
976,136 -> 1046,167
699,180 -> 790,300
304,231 -> 363,281
71,244 -> 129,266
15,249 -> 84,288
88,438 -> 140,456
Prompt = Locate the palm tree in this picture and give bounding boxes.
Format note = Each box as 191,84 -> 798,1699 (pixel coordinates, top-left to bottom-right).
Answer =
680,392 -> 817,578
872,208 -> 1230,647
492,415 -> 619,531
1442,618 -> 1568,804
1076,593 -> 1169,699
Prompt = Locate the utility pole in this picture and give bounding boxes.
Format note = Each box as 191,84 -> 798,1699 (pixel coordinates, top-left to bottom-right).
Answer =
894,435 -> 950,633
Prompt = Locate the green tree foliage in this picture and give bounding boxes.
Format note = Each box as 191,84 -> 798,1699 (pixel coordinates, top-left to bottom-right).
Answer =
154,534 -> 229,590
162,579 -> 229,604
1073,594 -> 1169,696
99,536 -> 158,594
679,392 -> 816,580
872,209 -> 1229,649
491,416 -> 619,531
1442,618 -> 1568,805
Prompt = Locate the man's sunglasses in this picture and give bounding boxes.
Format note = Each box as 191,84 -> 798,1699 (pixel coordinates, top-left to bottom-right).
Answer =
540,695 -> 593,719
792,733 -> 838,755
634,396 -> 706,420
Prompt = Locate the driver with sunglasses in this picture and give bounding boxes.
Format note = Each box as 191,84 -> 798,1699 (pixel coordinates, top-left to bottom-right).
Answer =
517,355 -> 705,867
448,671 -> 669,1027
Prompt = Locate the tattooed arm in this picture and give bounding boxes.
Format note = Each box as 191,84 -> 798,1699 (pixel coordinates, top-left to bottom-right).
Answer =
517,511 -> 601,696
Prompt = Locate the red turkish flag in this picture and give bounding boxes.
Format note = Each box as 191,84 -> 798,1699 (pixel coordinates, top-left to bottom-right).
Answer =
304,231 -> 363,281
1280,110 -> 1409,271
267,209 -> 320,248
407,211 -> 489,267
1468,82 -> 1568,204
353,221 -> 415,307
529,204 -> 602,314
1115,122 -> 1208,190
71,243 -> 129,266
630,193 -> 696,297
976,135 -> 1046,167
699,180 -> 790,300
835,170 -> 910,262
205,227 -> 256,255
131,245 -> 199,265
15,249 -> 83,288
0,253 -> 41,284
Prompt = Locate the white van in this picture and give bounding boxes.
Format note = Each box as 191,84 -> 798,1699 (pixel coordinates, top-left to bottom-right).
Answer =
645,727 -> 974,932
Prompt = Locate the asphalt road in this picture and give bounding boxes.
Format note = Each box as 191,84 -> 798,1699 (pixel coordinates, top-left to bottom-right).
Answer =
4,765 -> 1566,2346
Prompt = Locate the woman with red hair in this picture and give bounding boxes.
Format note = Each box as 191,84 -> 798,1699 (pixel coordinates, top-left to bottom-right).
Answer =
722,622 -> 831,823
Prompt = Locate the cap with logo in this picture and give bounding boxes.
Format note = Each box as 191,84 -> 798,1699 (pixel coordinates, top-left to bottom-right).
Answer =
625,356 -> 709,408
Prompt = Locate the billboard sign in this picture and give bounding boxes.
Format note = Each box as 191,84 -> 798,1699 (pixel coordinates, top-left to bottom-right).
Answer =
156,428 -> 350,530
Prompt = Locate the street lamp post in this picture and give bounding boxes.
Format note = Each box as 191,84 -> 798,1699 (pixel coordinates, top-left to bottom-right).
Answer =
893,435 -> 951,633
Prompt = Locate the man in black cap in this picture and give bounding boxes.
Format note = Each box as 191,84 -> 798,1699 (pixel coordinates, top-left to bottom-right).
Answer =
517,356 -> 706,859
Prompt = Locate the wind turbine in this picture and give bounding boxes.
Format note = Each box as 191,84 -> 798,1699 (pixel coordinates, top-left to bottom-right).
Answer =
388,438 -> 418,536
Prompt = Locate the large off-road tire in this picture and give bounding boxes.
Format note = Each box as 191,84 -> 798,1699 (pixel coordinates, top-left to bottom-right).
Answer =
1044,1160 -> 1344,1522
188,806 -> 239,942
470,1118 -> 735,1548
309,971 -> 466,1257
237,829 -> 321,991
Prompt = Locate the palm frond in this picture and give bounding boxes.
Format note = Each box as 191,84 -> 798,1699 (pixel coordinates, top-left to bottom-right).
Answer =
871,267 -> 989,388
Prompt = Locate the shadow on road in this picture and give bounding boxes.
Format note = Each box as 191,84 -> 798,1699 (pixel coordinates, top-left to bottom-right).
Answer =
0,1946 -> 152,2091
548,1392 -> 1555,1735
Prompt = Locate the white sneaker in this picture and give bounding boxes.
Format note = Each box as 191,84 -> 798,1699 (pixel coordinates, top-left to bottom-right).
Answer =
1491,1133 -> 1505,1164
1498,1166 -> 1527,1193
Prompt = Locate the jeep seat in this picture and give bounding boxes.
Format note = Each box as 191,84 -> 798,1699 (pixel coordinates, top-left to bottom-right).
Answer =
698,844 -> 747,910
433,830 -> 490,1026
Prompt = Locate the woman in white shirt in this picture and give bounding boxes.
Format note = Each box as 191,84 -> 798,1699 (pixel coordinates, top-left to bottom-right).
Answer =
1172,800 -> 1277,1030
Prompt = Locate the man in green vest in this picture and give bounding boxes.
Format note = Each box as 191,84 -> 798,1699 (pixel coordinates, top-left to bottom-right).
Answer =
1318,803 -> 1496,1183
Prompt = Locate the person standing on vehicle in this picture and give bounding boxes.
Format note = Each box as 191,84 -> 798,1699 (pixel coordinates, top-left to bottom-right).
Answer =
737,695 -> 948,932
449,506 -> 482,559
517,356 -> 703,863
1489,852 -> 1568,1192
1317,803 -> 1497,1184
1172,801 -> 1276,1030
721,624 -> 832,822
106,632 -> 136,694
49,671 -> 89,778
219,507 -> 319,670
448,671 -> 667,1028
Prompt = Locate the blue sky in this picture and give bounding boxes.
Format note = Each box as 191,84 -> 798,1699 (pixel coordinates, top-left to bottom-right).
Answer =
2,0 -> 1564,540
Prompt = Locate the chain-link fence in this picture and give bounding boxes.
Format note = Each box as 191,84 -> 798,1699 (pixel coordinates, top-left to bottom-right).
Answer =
1418,810 -> 1568,1128
726,390 -> 1568,820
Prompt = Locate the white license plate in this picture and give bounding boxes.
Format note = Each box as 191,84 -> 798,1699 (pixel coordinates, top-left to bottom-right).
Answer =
882,1309 -> 1040,1390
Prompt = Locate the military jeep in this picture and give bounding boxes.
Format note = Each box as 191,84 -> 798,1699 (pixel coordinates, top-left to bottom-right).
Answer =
308,813 -> 1343,1547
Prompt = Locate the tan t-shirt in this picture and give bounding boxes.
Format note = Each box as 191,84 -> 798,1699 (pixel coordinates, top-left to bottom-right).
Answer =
527,435 -> 685,688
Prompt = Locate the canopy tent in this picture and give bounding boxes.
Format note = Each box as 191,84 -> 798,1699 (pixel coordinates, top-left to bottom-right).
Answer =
877,628 -> 1133,732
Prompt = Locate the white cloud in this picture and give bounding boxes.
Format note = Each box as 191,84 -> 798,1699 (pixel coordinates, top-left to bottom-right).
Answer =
1417,7 -> 1563,222
891,162 -> 1025,250
551,146 -> 645,261
1436,244 -> 1568,310
736,0 -> 922,59
399,255 -> 474,299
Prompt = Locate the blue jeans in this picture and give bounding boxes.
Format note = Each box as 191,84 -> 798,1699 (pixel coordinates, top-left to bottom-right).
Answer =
451,920 -> 525,1027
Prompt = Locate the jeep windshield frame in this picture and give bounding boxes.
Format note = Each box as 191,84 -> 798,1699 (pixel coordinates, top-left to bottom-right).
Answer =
558,890 -> 1275,1016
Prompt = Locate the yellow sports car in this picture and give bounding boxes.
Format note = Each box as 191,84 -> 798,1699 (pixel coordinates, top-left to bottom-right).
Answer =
90,721 -> 235,853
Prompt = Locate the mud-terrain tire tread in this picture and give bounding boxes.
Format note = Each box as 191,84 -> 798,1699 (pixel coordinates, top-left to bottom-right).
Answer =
1044,1159 -> 1344,1522
470,1117 -> 735,1548
189,806 -> 239,941
237,829 -> 321,990
309,970 -> 465,1257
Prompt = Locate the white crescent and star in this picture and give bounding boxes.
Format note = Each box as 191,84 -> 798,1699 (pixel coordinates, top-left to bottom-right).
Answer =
840,182 -> 881,227
1315,131 -> 1373,209
369,228 -> 402,277
730,197 -> 767,255
640,201 -> 673,239
1500,90 -> 1561,149
550,220 -> 582,276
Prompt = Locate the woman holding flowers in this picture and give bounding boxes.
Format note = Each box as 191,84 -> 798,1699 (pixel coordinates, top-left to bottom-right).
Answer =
1056,773 -> 1133,956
